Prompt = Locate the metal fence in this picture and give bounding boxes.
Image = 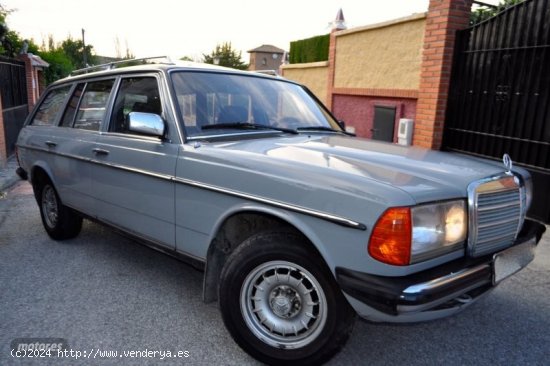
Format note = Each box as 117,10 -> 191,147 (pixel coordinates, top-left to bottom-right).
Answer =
0,55 -> 28,158
444,0 -> 550,223
0,56 -> 27,109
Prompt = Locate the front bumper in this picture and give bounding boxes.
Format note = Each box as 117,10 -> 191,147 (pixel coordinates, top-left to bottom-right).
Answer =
337,219 -> 546,318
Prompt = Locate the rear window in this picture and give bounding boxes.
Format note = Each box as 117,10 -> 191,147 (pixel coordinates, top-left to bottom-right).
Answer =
30,85 -> 71,126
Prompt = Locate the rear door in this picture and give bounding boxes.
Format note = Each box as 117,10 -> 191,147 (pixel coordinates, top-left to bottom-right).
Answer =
91,75 -> 179,249
17,83 -> 102,215
52,79 -> 115,213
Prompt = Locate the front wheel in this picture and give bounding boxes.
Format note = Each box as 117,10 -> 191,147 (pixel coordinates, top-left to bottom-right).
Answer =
219,232 -> 355,365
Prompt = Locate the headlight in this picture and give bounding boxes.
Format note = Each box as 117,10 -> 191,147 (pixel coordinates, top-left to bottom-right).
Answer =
369,200 -> 467,266
411,200 -> 467,263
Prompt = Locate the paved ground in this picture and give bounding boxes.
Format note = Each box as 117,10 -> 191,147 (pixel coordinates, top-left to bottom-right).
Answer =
0,180 -> 549,365
0,156 -> 19,195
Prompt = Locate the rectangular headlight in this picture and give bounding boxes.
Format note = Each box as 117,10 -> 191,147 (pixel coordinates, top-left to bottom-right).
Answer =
411,200 -> 467,263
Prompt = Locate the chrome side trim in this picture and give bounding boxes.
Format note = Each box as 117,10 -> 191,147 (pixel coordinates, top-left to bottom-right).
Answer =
172,177 -> 367,230
19,144 -> 367,231
401,264 -> 491,295
19,144 -> 174,181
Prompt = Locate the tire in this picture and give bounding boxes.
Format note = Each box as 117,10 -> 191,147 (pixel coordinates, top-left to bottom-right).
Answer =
35,178 -> 82,240
219,231 -> 355,365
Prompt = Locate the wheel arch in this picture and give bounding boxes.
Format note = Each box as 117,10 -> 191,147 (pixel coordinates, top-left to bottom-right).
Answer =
29,163 -> 56,202
202,205 -> 335,303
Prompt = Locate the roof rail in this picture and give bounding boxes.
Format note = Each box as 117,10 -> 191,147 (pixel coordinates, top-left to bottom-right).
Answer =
253,70 -> 280,77
70,56 -> 173,76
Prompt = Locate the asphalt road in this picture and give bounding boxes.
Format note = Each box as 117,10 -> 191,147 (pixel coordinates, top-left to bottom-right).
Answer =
1,181 -> 549,366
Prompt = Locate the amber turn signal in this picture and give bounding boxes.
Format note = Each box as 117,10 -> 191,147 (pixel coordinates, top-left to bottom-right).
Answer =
368,207 -> 412,266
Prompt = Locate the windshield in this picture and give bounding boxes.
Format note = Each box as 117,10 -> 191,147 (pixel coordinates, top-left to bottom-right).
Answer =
170,71 -> 341,138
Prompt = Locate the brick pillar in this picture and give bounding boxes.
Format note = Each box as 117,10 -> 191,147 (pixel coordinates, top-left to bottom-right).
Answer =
17,54 -> 36,112
0,94 -> 6,168
325,31 -> 338,110
413,0 -> 473,149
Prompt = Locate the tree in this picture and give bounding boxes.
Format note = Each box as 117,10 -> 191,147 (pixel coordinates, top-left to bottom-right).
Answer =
203,42 -> 248,70
0,2 -> 97,83
0,4 -> 39,57
0,3 -> 15,56
471,0 -> 525,25
37,36 -> 73,84
39,48 -> 73,84
60,37 -> 96,68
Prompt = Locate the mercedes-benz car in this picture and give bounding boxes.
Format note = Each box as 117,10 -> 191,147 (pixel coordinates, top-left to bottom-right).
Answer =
16,58 -> 546,365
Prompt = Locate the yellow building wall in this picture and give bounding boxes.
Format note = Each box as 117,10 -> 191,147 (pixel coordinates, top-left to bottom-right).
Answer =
334,15 -> 426,90
281,62 -> 329,105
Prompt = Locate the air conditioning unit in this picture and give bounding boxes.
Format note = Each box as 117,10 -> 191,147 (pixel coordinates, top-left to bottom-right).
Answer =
397,119 -> 414,146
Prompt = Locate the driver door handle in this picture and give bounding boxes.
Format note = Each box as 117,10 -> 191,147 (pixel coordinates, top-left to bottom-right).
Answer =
92,148 -> 110,156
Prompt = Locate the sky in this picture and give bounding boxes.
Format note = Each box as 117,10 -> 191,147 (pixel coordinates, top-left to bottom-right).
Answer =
3,0 -> 500,62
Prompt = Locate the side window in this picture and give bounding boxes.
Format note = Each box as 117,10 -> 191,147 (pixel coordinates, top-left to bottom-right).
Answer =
109,77 -> 162,134
30,85 -> 71,126
60,83 -> 85,127
74,79 -> 115,131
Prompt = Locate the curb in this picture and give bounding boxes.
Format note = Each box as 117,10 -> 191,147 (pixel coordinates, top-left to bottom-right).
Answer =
0,174 -> 21,193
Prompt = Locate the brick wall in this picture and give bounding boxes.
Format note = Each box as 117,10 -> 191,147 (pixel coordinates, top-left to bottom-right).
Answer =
413,0 -> 473,149
332,94 -> 417,140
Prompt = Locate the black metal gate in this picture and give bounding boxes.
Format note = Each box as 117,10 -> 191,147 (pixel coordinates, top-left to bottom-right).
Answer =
0,55 -> 28,157
444,0 -> 550,223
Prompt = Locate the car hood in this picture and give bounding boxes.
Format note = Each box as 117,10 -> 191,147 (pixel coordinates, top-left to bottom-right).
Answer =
196,134 -> 505,204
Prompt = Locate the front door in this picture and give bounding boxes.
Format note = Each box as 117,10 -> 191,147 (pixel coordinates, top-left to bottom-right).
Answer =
91,75 -> 178,249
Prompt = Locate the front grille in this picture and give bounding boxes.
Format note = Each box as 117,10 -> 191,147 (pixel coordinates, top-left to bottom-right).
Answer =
468,176 -> 523,257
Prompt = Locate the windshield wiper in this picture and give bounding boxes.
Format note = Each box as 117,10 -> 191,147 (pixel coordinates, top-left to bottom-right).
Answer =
296,126 -> 354,136
201,122 -> 298,134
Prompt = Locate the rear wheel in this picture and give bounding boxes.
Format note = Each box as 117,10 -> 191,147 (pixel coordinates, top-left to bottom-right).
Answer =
219,232 -> 355,365
36,179 -> 82,240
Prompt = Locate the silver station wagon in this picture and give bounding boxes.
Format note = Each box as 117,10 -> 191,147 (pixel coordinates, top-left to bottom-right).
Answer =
16,58 -> 546,365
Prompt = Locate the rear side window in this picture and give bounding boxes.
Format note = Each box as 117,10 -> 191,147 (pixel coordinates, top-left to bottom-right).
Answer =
73,79 -> 115,131
60,83 -> 85,127
30,85 -> 71,126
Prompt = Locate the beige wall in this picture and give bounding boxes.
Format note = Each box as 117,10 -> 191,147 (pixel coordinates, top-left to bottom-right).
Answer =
333,14 -> 426,90
282,61 -> 329,105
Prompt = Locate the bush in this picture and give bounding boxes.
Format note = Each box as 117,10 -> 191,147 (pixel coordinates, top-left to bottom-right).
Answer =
289,34 -> 329,64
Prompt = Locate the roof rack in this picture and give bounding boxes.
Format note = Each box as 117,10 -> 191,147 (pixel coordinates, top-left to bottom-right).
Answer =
70,56 -> 173,76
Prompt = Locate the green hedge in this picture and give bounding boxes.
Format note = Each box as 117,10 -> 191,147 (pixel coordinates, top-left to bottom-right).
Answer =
289,34 -> 329,64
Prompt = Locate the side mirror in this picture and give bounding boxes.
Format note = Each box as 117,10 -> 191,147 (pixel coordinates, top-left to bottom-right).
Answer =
128,112 -> 165,138
337,120 -> 346,130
